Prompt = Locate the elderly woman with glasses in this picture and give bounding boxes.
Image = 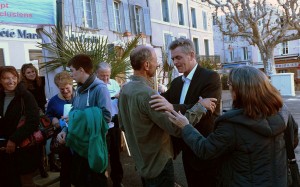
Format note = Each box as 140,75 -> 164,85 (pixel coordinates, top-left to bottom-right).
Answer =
166,66 -> 298,187
0,66 -> 40,187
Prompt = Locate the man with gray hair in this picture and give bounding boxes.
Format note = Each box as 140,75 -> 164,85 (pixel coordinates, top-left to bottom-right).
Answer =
150,38 -> 222,187
97,62 -> 123,187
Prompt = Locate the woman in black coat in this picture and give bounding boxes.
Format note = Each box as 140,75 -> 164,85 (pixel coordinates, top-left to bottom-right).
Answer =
0,66 -> 40,187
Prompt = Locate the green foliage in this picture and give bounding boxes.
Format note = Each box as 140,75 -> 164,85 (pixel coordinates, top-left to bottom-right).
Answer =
221,74 -> 229,90
37,26 -> 140,79
160,48 -> 174,88
196,56 -> 220,70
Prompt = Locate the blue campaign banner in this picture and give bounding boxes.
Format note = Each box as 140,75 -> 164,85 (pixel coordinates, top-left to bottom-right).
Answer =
0,0 -> 56,25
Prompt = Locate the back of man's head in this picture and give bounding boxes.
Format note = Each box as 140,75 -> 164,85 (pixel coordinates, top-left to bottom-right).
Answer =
68,54 -> 93,75
130,46 -> 153,70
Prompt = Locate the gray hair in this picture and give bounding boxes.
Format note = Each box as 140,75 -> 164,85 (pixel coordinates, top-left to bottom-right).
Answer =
97,62 -> 111,71
169,38 -> 195,54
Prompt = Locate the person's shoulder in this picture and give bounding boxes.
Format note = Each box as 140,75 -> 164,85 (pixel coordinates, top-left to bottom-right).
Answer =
109,79 -> 118,84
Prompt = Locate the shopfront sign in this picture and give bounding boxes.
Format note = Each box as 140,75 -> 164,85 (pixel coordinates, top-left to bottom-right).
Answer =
276,62 -> 300,68
0,25 -> 40,40
0,0 -> 56,25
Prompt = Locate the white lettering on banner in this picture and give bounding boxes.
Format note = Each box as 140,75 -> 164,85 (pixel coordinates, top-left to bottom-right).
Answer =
276,62 -> 299,68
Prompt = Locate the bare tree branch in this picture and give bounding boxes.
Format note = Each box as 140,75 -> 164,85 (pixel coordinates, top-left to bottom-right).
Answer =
206,0 -> 300,75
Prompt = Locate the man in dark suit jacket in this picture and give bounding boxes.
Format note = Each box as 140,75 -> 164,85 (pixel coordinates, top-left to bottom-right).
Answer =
150,38 -> 222,187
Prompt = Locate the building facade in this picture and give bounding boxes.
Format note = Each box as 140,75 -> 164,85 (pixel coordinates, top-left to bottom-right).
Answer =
213,24 -> 300,89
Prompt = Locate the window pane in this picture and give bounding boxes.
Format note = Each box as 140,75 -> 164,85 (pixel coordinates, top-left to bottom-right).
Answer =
114,2 -> 121,32
162,0 -> 169,22
193,38 -> 199,55
191,8 -> 197,28
177,3 -> 184,25
204,39 -> 209,56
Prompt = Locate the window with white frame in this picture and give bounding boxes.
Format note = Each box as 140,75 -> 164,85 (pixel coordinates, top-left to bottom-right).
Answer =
193,38 -> 199,55
75,0 -> 102,29
204,39 -> 209,56
134,6 -> 143,33
297,70 -> 300,78
82,0 -> 94,28
162,0 -> 169,22
242,47 -> 248,60
191,8 -> 197,28
202,11 -> 207,30
282,42 -> 288,54
113,1 -> 121,32
177,3 -> 184,25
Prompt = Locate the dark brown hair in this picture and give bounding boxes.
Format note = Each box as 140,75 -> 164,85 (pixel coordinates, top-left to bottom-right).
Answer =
20,63 -> 41,89
67,54 -> 93,75
228,66 -> 283,119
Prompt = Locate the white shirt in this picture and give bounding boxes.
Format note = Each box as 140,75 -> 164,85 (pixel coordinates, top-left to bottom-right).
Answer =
106,79 -> 120,128
179,64 -> 198,104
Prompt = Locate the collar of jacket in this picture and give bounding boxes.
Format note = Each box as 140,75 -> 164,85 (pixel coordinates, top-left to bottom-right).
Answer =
129,75 -> 154,88
78,74 -> 96,93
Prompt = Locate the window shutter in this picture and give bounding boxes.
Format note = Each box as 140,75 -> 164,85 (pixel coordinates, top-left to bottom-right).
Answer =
122,2 -> 131,33
95,0 -> 103,29
143,7 -> 151,36
64,0 -> 72,25
107,0 -> 116,31
74,0 -> 83,27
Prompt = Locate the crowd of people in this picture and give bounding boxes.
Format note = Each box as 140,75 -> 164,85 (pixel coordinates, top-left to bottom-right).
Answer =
0,38 -> 298,187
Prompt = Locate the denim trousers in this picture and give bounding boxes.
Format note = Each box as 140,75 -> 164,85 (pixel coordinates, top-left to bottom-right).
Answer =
142,159 -> 174,187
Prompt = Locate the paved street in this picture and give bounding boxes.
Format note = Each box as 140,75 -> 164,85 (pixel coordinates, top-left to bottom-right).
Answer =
117,91 -> 300,187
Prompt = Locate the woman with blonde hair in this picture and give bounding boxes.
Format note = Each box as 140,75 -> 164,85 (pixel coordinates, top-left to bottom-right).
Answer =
166,66 -> 298,187
0,66 -> 40,187
46,71 -> 74,187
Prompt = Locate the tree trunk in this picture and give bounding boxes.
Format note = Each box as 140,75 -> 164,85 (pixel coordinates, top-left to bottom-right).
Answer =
262,48 -> 276,76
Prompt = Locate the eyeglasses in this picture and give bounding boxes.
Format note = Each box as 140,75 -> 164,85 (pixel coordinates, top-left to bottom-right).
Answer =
227,80 -> 232,86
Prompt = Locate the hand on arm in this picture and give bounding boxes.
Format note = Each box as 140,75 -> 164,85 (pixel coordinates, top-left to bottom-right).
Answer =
165,110 -> 189,129
198,97 -> 217,113
149,94 -> 174,112
57,131 -> 66,144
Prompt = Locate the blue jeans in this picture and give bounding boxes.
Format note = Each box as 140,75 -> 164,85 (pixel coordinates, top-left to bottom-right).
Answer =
143,159 -> 174,187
